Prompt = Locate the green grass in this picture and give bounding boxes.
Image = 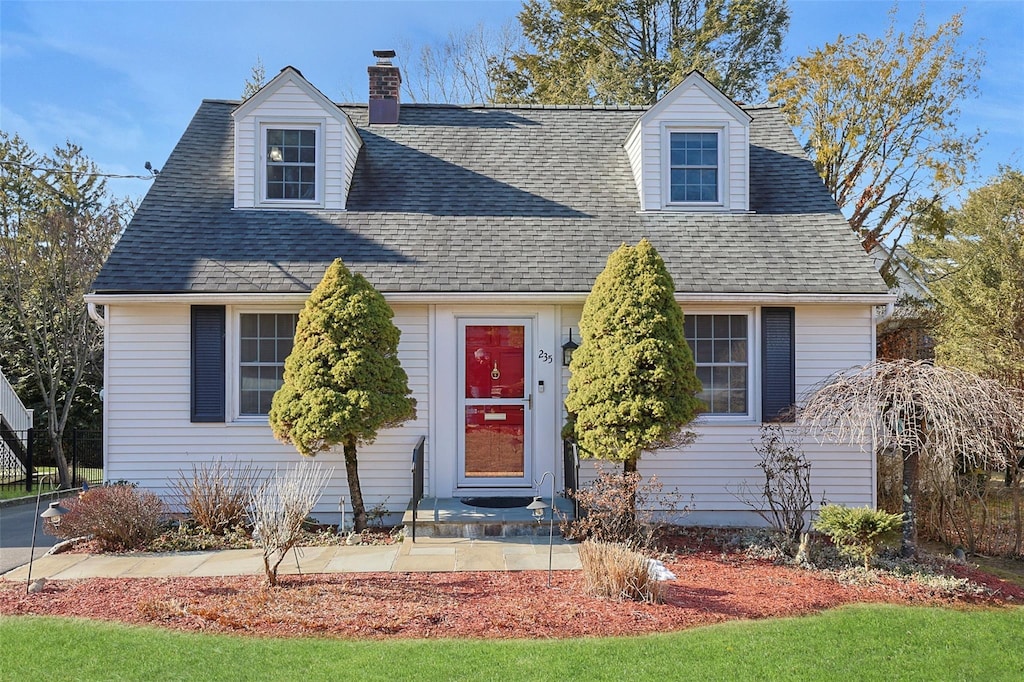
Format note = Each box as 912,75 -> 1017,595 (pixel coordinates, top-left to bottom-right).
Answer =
0,467 -> 103,501
2,605 -> 1023,681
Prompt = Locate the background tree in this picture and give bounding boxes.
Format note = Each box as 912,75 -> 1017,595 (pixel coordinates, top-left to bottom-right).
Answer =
241,56 -> 266,100
398,21 -> 526,104
564,239 -> 702,480
491,0 -> 789,105
909,168 -> 1024,391
770,7 -> 982,257
799,359 -> 1023,559
268,259 -> 416,532
0,132 -> 128,488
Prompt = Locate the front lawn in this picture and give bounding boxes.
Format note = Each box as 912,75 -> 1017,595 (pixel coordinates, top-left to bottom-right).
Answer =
2,605 -> 1023,680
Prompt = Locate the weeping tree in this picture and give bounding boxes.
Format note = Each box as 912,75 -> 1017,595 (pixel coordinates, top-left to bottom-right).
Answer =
564,239 -> 703,487
268,259 -> 417,532
799,359 -> 1024,559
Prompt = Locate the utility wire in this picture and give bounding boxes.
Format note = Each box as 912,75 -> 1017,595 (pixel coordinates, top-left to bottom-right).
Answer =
0,160 -> 156,180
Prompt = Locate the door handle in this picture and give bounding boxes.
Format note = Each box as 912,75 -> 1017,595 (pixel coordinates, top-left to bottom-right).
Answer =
527,394 -> 532,410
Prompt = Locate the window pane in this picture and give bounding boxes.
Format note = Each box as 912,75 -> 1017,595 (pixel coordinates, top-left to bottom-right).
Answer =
300,130 -> 316,146
696,316 -> 712,338
240,314 -> 258,337
713,340 -> 730,363
731,339 -> 747,363
283,130 -> 299,145
240,366 -> 259,391
695,340 -> 712,363
266,129 -> 282,145
240,339 -> 257,362
731,315 -> 747,336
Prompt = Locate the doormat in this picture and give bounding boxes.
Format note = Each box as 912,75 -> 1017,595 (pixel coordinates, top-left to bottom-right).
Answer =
459,496 -> 532,509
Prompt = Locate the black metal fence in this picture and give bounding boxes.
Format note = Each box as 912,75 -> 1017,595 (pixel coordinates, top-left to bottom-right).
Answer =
0,427 -> 103,496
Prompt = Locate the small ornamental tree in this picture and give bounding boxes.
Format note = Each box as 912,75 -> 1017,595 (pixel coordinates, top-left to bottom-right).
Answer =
564,239 -> 702,480
268,259 -> 416,532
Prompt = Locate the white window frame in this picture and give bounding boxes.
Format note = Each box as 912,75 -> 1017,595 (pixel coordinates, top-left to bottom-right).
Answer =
256,118 -> 325,208
226,306 -> 301,424
684,308 -> 757,422
662,122 -> 728,210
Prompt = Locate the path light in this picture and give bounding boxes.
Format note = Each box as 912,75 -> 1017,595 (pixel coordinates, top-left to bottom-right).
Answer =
26,500 -> 68,594
531,471 -> 557,588
527,495 -> 548,521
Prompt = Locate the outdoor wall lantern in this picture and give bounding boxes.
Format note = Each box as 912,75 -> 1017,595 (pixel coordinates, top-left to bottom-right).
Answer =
26,500 -> 68,594
562,330 -> 579,367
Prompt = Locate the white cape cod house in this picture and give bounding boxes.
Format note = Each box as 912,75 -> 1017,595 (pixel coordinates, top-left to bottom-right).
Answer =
87,54 -> 891,526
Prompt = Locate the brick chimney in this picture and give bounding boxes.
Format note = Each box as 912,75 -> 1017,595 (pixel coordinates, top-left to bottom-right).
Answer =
368,49 -> 401,124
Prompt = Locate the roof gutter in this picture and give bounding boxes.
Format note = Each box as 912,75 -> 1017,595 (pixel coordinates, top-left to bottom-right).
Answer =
85,291 -> 896,306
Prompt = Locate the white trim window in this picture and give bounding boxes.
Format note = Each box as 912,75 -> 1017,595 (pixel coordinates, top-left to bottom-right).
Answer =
685,313 -> 749,416
670,131 -> 719,203
238,312 -> 297,416
259,123 -> 323,206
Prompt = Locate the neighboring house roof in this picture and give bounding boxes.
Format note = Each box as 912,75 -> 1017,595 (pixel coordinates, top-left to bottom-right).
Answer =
91,101 -> 887,296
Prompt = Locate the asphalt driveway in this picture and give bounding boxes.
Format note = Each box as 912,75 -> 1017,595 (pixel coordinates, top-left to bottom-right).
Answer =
0,499 -> 66,574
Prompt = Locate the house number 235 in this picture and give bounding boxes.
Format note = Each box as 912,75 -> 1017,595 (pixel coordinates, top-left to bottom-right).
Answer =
537,350 -> 553,364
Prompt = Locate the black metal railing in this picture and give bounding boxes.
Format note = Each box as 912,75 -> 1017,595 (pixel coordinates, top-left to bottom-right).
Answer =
410,435 -> 425,542
0,427 -> 103,495
563,438 -> 580,518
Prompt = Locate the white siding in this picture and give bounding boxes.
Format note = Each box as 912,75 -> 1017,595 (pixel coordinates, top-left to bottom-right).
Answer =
628,76 -> 750,212
560,303 -> 875,524
104,303 -> 428,525
233,78 -> 361,210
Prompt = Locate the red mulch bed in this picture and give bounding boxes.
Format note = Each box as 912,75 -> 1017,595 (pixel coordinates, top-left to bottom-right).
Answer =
2,545 -> 1021,640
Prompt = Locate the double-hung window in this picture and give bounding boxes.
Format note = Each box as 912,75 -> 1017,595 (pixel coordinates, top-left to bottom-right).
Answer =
264,127 -> 317,202
239,313 -> 297,416
685,314 -> 748,416
669,132 -> 719,203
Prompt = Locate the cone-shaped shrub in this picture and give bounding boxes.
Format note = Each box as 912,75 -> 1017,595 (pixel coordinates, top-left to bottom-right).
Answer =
564,239 -> 702,472
269,259 -> 416,531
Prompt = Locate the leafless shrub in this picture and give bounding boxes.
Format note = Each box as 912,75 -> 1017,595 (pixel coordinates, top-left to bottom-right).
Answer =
52,483 -> 163,551
248,462 -> 332,587
561,467 -> 685,550
733,423 -> 822,556
172,459 -> 261,535
577,541 -> 665,603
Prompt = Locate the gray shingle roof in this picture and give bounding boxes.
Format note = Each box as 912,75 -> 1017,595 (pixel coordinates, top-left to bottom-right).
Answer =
91,101 -> 887,296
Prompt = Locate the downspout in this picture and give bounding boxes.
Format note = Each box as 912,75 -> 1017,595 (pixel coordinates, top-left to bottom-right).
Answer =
875,301 -> 896,325
87,302 -> 106,327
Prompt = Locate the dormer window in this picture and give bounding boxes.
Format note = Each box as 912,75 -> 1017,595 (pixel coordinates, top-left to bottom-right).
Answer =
670,132 -> 718,203
259,123 -> 322,205
266,128 -> 316,200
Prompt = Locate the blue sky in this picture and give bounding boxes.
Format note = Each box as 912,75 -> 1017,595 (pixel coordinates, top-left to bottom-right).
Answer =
2,0 -> 1022,203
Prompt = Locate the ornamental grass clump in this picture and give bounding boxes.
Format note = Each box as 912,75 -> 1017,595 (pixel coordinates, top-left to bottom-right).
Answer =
577,540 -> 665,603
51,483 -> 163,551
172,459 -> 261,535
814,504 -> 903,570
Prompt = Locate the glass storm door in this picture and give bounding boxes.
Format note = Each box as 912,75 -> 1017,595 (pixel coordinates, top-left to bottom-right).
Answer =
458,319 -> 533,488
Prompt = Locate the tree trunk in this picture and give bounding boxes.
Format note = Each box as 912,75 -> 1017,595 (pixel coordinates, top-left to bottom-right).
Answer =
901,444 -> 918,559
344,436 -> 367,532
623,456 -> 638,523
50,431 -> 71,490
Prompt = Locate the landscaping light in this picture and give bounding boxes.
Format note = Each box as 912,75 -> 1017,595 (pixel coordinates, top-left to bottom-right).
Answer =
41,501 -> 68,527
562,330 -> 578,367
527,495 -> 548,521
27,498 -> 69,594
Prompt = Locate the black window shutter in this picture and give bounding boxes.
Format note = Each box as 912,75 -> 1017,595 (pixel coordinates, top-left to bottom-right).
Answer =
191,305 -> 226,423
761,307 -> 795,422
